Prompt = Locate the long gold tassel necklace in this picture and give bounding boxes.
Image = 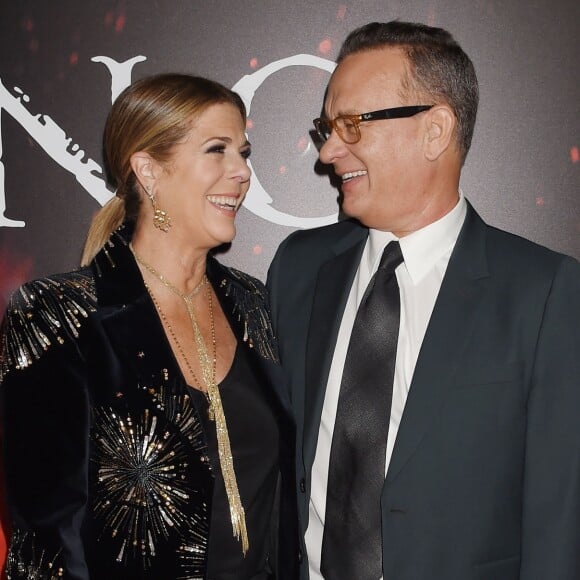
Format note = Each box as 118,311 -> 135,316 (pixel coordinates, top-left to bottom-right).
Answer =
129,244 -> 249,556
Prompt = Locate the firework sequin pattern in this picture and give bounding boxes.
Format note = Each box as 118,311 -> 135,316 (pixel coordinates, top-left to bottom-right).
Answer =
0,270 -> 97,380
5,529 -> 64,579
220,268 -> 279,362
91,381 -> 209,576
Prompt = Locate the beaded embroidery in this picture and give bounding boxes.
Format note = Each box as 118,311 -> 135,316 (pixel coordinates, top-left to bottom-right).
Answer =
92,381 -> 209,574
0,271 -> 97,381
5,529 -> 64,579
220,268 -> 279,362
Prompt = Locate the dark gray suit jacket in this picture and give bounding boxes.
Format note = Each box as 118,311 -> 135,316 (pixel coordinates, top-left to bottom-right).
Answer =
267,202 -> 580,580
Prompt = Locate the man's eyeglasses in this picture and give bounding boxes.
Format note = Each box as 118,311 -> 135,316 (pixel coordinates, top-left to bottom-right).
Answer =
313,105 -> 433,144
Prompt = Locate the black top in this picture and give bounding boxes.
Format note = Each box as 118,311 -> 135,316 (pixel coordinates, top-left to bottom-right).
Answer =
188,345 -> 280,580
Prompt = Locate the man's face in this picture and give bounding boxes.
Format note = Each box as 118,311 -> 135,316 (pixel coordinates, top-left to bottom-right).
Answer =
320,47 -> 439,235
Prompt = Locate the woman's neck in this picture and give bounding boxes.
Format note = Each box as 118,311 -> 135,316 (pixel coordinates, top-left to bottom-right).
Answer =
130,227 -> 209,296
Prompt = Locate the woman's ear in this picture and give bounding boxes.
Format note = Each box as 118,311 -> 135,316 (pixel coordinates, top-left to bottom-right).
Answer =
130,152 -> 157,193
423,105 -> 456,161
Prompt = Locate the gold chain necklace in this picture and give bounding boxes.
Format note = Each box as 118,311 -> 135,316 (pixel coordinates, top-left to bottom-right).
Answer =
129,244 -> 249,555
132,250 -> 209,300
130,244 -> 213,406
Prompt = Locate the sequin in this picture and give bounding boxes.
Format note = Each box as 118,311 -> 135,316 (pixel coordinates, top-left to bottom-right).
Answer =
92,382 -> 208,573
5,529 -> 64,579
0,271 -> 97,380
220,269 -> 279,362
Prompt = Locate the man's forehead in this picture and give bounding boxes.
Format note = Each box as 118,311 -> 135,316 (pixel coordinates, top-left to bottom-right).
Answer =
325,48 -> 409,115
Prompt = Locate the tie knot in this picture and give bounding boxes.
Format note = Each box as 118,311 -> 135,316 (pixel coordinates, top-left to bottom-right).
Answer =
378,241 -> 404,273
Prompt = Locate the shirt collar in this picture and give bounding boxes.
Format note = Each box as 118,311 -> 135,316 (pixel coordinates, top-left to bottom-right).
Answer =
367,191 -> 467,284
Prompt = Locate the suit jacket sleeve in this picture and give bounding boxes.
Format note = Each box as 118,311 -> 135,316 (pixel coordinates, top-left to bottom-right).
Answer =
1,278 -> 91,579
521,255 -> 580,579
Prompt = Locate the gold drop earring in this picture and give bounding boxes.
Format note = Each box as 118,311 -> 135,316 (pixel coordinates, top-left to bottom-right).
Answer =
146,185 -> 172,233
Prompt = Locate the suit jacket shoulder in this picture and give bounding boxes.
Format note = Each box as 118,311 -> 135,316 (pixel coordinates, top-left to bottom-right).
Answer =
268,219 -> 368,307
485,221 -> 578,271
207,256 -> 279,363
216,259 -> 268,296
446,202 -> 579,294
0,268 -> 96,381
276,218 -> 366,264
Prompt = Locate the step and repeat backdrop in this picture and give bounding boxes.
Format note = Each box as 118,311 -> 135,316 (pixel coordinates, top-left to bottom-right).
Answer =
0,0 -> 578,312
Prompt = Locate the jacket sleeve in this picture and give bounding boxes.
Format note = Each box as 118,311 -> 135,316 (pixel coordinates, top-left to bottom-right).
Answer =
1,277 -> 94,579
520,256 -> 580,579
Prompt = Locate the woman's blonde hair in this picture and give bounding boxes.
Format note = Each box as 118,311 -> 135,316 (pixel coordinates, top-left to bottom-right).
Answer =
80,73 -> 246,266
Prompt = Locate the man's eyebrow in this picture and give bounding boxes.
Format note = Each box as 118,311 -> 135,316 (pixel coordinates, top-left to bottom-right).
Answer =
324,109 -> 360,118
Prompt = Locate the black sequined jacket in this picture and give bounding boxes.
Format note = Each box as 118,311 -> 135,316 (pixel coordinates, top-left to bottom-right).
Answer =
0,225 -> 299,580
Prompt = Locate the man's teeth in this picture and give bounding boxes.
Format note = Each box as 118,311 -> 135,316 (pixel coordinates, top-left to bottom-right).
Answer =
342,170 -> 367,182
207,196 -> 238,210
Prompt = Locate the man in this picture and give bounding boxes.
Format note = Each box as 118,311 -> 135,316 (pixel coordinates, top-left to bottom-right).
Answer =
267,21 -> 580,580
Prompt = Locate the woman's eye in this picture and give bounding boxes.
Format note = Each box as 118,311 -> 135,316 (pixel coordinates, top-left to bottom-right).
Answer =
241,148 -> 252,160
207,144 -> 225,154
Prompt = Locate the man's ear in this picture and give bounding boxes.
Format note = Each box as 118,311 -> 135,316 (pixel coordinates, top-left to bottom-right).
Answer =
423,105 -> 456,161
130,152 -> 157,192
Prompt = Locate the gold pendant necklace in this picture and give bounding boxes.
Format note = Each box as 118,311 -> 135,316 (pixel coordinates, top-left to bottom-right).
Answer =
129,243 -> 249,555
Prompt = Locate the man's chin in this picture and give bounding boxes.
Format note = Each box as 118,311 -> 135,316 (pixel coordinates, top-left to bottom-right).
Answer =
341,198 -> 370,224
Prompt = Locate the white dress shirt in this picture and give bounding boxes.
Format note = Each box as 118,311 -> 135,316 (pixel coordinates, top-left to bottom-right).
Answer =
306,194 -> 467,579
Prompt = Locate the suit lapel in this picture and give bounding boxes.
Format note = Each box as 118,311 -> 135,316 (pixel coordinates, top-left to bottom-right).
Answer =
303,228 -> 367,469
386,204 -> 490,484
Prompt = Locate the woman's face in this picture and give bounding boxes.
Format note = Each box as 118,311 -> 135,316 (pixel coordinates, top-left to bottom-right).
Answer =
152,102 -> 251,250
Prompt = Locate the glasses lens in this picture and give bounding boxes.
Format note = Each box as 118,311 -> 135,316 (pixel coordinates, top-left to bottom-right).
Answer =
314,119 -> 332,141
336,117 -> 359,143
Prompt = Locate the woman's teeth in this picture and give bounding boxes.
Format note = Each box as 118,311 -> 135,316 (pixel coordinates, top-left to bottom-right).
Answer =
207,196 -> 238,210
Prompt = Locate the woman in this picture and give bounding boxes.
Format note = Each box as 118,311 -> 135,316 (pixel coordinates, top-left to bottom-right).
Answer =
0,74 -> 298,579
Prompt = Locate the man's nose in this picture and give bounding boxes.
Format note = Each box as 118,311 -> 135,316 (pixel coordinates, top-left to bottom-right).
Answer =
319,130 -> 349,165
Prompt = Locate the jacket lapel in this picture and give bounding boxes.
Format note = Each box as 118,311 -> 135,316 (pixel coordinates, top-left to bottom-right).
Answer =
91,230 -> 291,420
90,225 -> 184,386
206,256 -> 293,420
303,227 -> 367,469
386,204 -> 490,484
